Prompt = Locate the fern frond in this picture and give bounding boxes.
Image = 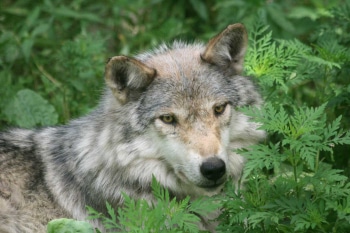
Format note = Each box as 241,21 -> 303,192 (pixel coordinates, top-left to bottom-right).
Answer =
241,143 -> 285,180
245,22 -> 307,91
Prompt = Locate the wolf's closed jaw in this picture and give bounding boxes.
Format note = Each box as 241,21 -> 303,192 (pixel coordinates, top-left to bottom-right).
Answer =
0,23 -> 266,233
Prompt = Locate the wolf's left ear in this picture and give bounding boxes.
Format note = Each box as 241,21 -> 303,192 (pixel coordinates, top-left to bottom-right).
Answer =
201,23 -> 248,75
105,56 -> 156,104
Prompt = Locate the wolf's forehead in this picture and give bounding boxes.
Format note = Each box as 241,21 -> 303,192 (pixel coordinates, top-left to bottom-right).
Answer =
143,71 -> 229,114
140,45 -> 204,80
138,43 -> 232,113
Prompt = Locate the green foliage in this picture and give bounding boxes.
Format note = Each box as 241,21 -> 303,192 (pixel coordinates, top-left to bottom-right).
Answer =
218,103 -> 350,232
47,218 -> 94,233
217,4 -> 350,231
1,0 -> 350,232
244,20 -> 307,92
86,177 -> 219,233
241,103 -> 350,174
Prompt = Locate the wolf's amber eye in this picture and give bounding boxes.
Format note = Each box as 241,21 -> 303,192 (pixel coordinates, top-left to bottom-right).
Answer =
160,115 -> 176,124
214,104 -> 227,115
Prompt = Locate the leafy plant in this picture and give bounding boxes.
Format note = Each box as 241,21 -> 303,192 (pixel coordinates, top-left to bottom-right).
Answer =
48,177 -> 219,233
218,103 -> 350,233
217,5 -> 350,232
47,218 -> 94,233
87,177 -> 219,233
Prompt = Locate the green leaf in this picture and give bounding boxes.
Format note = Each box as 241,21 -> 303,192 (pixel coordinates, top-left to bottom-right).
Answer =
244,21 -> 303,91
45,6 -> 103,23
4,89 -> 58,127
21,38 -> 34,62
189,0 -> 208,21
32,23 -> 50,37
241,143 -> 285,180
266,4 -> 295,32
47,218 -> 94,233
288,6 -> 322,21
25,6 -> 41,28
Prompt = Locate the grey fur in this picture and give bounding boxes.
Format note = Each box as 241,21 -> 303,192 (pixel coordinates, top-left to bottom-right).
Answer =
0,23 -> 265,233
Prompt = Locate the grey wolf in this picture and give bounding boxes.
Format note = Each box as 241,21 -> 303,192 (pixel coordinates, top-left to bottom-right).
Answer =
0,23 -> 265,232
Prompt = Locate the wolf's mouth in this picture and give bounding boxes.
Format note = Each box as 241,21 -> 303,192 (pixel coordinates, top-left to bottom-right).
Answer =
177,170 -> 226,190
199,178 -> 226,190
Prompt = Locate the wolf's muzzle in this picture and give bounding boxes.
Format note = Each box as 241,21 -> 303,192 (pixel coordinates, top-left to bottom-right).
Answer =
200,157 -> 226,182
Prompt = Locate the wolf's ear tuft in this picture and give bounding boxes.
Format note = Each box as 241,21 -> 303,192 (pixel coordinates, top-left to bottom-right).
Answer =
105,56 -> 156,104
201,23 -> 248,75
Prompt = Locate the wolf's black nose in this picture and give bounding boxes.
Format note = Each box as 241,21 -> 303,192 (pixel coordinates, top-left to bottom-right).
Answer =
200,157 -> 226,181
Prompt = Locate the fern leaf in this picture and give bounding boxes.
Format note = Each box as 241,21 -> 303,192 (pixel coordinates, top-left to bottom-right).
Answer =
241,142 -> 285,180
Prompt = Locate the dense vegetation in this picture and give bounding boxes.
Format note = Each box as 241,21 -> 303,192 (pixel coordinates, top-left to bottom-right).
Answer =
1,0 -> 350,232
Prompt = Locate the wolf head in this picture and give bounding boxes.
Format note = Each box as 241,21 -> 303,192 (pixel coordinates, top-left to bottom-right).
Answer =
104,24 -> 262,195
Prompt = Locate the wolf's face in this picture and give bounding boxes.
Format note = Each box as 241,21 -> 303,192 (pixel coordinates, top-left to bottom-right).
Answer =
138,51 -> 237,190
105,24 -> 253,193
150,88 -> 232,190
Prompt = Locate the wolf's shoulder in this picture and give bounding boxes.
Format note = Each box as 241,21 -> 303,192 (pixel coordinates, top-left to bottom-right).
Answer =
0,128 -> 38,155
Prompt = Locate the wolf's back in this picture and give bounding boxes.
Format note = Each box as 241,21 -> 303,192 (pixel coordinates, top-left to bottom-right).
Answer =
0,128 -> 68,233
0,128 -> 38,155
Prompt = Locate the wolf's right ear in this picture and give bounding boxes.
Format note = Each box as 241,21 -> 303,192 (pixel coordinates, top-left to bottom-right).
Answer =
201,23 -> 248,75
105,56 -> 156,104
